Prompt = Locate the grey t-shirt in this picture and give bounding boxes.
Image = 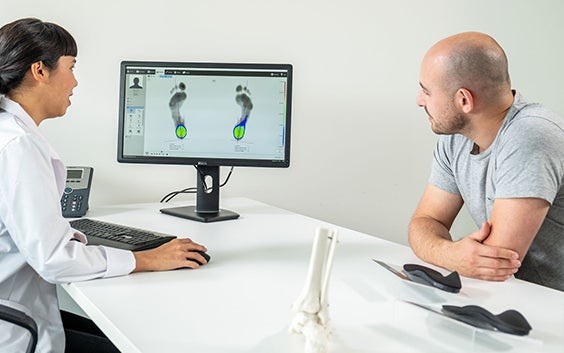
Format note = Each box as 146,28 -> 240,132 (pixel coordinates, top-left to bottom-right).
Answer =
430,92 -> 564,291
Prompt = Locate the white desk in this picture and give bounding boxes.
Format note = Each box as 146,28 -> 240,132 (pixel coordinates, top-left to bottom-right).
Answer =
61,198 -> 564,353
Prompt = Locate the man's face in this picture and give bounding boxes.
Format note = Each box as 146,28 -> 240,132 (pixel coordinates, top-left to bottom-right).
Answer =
416,56 -> 468,135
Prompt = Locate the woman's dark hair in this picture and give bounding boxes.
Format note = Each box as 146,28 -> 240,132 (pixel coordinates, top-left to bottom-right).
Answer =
0,18 -> 77,95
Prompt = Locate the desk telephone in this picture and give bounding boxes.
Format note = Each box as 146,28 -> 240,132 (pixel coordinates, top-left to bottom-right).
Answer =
61,166 -> 93,218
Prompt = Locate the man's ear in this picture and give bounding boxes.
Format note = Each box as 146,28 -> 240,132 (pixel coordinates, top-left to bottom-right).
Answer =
29,61 -> 49,82
455,88 -> 474,114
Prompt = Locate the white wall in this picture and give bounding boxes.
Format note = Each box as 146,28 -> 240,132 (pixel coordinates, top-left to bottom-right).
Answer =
3,0 -> 563,245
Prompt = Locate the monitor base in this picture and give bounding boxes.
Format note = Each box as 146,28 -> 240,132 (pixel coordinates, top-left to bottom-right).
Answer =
160,206 -> 239,223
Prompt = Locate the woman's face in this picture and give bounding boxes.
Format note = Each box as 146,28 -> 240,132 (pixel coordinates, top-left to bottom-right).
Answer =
43,56 -> 78,118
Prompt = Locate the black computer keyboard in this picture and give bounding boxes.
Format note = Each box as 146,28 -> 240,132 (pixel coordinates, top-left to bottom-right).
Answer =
69,218 -> 176,251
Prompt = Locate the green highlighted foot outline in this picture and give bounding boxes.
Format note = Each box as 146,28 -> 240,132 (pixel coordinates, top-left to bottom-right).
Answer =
233,115 -> 248,140
176,124 -> 187,139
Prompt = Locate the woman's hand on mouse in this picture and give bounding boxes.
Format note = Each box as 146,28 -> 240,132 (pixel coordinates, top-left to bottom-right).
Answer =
132,238 -> 208,272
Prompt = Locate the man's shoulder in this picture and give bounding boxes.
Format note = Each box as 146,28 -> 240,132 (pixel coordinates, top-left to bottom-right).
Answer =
503,106 -> 564,142
508,97 -> 564,132
494,102 -> 564,162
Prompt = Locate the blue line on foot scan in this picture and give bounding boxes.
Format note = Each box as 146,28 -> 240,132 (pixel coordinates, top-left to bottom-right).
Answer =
233,115 -> 248,140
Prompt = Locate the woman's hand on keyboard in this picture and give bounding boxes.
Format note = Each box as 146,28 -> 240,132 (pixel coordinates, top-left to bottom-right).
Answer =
132,238 -> 208,272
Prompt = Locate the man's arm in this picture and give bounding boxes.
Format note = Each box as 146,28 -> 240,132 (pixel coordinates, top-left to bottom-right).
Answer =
485,197 -> 550,260
408,184 -> 521,281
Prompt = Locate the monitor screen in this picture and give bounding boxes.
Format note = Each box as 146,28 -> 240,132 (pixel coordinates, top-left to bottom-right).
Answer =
117,61 -> 292,168
117,61 -> 292,222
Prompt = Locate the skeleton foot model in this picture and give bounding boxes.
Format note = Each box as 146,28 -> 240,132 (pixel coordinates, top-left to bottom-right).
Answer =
290,227 -> 339,353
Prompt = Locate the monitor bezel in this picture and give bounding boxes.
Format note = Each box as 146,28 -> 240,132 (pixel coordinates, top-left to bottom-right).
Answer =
117,60 -> 292,168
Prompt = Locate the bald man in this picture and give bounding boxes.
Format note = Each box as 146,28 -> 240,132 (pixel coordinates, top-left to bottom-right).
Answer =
409,32 -> 564,291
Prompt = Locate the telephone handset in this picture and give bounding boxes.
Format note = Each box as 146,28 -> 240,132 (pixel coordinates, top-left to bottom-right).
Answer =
61,166 -> 93,218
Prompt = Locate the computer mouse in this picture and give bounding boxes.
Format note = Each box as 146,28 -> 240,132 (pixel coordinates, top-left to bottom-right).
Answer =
193,250 -> 211,265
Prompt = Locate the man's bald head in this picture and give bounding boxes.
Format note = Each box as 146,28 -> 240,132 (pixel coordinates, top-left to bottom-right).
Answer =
423,32 -> 511,100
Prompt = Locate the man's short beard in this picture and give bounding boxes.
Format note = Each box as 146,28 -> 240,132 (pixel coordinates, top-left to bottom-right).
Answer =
425,107 -> 468,135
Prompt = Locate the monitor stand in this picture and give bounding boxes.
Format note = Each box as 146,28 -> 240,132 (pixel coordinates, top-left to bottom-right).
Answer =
159,166 -> 239,223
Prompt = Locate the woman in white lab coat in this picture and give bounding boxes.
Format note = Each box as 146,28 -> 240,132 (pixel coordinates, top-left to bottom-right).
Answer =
0,18 -> 209,353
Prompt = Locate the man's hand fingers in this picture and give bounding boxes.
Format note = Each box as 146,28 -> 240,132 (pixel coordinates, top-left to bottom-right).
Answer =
479,243 -> 520,261
475,273 -> 514,281
473,265 -> 518,281
451,236 -> 521,281
479,256 -> 520,271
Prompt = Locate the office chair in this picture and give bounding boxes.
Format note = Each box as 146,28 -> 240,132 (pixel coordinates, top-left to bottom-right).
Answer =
0,303 -> 38,353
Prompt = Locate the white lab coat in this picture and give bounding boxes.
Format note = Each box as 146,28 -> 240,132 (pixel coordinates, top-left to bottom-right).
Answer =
0,96 -> 135,353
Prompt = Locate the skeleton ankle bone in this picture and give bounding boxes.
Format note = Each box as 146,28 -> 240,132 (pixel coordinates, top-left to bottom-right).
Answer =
302,318 -> 330,353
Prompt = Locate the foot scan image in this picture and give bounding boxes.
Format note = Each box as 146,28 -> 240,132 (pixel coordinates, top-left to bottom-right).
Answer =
233,84 -> 253,140
169,82 -> 188,139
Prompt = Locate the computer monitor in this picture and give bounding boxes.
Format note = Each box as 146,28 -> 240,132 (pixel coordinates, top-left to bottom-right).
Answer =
117,61 -> 292,222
